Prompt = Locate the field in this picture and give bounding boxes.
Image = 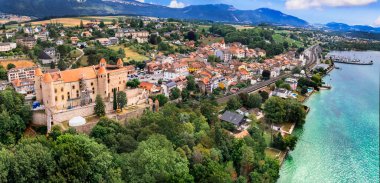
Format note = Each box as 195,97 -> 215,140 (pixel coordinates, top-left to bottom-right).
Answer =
109,46 -> 149,62
0,59 -> 35,70
265,148 -> 282,159
28,16 -> 117,27
201,37 -> 224,45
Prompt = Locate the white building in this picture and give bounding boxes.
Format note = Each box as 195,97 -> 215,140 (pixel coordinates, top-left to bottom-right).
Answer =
0,42 -> 17,52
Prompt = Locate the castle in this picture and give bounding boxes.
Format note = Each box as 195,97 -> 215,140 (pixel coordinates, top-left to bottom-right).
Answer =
34,58 -> 135,111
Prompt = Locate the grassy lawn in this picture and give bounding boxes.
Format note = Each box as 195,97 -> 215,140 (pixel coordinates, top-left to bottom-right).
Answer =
201,37 -> 224,45
265,148 -> 282,159
109,45 -> 149,62
79,55 -> 89,67
69,50 -> 82,58
272,34 -> 303,47
281,123 -> 294,133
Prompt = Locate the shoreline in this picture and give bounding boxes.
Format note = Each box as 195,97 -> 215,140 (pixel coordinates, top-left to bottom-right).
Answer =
279,63 -> 335,165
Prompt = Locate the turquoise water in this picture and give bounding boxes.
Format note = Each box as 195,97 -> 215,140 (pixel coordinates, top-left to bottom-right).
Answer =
278,51 -> 380,183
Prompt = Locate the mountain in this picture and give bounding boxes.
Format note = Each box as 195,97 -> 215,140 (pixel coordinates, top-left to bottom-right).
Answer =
0,0 -> 308,27
325,22 -> 380,33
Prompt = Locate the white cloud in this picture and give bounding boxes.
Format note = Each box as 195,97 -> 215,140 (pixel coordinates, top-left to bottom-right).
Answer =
374,16 -> 380,26
168,0 -> 186,8
135,0 -> 144,2
285,0 -> 377,9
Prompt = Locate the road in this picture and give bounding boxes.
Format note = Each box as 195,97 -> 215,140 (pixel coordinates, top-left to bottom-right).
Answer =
216,73 -> 291,104
216,44 -> 321,104
68,48 -> 84,69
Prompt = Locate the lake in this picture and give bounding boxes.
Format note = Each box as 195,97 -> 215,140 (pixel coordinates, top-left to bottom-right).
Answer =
278,51 -> 380,182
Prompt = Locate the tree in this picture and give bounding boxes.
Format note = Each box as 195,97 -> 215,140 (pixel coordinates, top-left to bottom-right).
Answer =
246,93 -> 262,109
91,117 -> 138,153
99,21 -> 105,28
263,97 -> 285,124
283,135 -> 298,150
226,96 -> 242,110
262,70 -> 271,80
0,66 -> 7,80
80,20 -> 84,28
279,83 -> 291,90
94,95 -> 105,117
113,89 -> 117,111
122,135 -> 193,182
117,91 -> 127,111
259,91 -> 269,102
152,94 -> 168,106
112,19 -> 117,26
53,134 -> 121,182
12,141 -> 57,182
186,31 -> 198,41
0,89 -> 31,144
186,75 -> 196,91
57,59 -> 67,71
126,79 -> 140,88
6,63 -> 15,70
50,61 -> 55,69
170,87 -> 181,100
285,100 -> 306,126
301,86 -> 308,95
181,89 -> 190,101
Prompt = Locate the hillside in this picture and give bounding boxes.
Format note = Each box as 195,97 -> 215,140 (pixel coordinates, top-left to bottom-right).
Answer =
0,0 -> 308,27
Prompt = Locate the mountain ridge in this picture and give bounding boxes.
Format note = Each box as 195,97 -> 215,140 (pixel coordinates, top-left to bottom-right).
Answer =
0,0 -> 308,27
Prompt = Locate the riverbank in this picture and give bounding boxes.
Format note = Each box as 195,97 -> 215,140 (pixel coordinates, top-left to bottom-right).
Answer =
278,51 -> 379,182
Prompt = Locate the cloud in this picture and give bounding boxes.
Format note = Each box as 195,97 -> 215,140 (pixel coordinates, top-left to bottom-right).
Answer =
135,0 -> 144,2
168,0 -> 186,8
285,0 -> 377,9
375,16 -> 380,26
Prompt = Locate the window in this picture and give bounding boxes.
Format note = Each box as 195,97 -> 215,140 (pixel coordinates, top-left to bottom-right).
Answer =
61,87 -> 63,92
72,85 -> 75,89
55,96 -> 57,101
67,92 -> 70,100
61,95 -> 64,100
91,82 -> 94,86
54,88 -> 57,93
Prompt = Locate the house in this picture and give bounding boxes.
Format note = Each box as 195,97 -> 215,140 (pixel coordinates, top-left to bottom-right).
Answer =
16,37 -> 36,49
109,37 -> 119,45
56,40 -> 64,45
271,88 -> 292,98
70,37 -> 79,45
81,31 -> 92,37
77,42 -> 88,48
236,107 -> 249,117
39,48 -> 60,64
220,111 -> 245,126
11,78 -> 34,95
5,32 -> 15,39
139,82 -> 161,95
96,38 -> 110,46
285,78 -> 298,90
7,66 -> 36,82
0,42 -> 17,52
161,80 -> 177,97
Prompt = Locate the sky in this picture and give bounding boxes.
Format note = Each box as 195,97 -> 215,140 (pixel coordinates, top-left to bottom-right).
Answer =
138,0 -> 380,26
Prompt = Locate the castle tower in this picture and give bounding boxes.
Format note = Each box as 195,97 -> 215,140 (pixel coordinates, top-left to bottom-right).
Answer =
42,73 -> 55,108
117,58 -> 123,68
99,58 -> 107,67
97,59 -> 109,99
34,67 -> 43,102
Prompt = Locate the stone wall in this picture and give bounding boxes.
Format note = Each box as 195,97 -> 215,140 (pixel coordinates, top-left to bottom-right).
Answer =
32,109 -> 47,126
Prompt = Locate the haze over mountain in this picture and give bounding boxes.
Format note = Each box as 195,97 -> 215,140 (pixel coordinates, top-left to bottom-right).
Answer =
0,0 -> 308,27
